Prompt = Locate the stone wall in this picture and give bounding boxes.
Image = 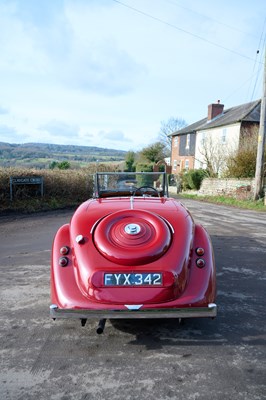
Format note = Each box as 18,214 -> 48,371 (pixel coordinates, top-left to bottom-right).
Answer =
198,178 -> 255,199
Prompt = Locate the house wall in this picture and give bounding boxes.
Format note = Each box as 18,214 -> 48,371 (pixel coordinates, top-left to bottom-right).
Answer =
171,136 -> 179,174
194,123 -> 241,174
179,134 -> 196,155
171,133 -> 196,174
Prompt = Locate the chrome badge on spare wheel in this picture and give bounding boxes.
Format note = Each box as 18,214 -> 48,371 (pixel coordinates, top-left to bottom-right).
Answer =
124,223 -> 141,235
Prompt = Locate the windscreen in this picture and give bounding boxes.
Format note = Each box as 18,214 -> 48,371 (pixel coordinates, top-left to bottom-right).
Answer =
95,172 -> 167,198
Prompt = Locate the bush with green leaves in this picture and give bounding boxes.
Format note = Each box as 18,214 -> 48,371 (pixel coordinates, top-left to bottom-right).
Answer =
124,151 -> 136,172
225,147 -> 258,178
181,169 -> 207,190
139,142 -> 166,163
135,163 -> 154,186
49,161 -> 71,170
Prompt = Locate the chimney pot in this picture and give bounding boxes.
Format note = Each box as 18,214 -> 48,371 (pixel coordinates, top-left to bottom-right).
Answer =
208,101 -> 224,121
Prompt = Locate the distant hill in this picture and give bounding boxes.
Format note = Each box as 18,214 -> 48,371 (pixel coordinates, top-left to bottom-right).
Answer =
0,142 -> 126,168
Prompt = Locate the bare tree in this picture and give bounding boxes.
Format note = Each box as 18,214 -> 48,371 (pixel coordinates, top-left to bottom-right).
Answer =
158,117 -> 187,155
197,133 -> 233,177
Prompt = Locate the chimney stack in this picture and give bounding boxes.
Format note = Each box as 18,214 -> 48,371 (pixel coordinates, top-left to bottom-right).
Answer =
208,100 -> 224,121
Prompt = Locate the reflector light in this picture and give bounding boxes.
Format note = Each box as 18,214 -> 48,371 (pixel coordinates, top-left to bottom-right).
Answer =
196,247 -> 205,256
60,246 -> 69,255
59,257 -> 68,267
196,258 -> 205,268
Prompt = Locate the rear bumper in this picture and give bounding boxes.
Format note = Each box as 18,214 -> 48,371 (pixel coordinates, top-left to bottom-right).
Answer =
50,303 -> 217,320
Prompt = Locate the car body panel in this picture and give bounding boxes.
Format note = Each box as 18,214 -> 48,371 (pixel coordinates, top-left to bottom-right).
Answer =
50,172 -> 217,324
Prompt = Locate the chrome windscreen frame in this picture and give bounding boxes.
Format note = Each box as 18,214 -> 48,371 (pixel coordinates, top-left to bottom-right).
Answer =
93,171 -> 169,198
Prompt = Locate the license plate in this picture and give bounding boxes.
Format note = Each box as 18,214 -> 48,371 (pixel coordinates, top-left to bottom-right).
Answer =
104,273 -> 162,286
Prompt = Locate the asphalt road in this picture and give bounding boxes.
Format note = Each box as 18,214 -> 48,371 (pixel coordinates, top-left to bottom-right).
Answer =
0,200 -> 266,400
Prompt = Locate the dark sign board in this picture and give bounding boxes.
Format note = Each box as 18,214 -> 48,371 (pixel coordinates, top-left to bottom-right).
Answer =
10,176 -> 44,201
10,176 -> 43,185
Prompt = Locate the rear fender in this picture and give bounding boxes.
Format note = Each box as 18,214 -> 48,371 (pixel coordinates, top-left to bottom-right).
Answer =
182,223 -> 216,305
51,224 -> 89,308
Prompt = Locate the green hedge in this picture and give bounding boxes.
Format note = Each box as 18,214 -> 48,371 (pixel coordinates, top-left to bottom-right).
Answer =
135,163 -> 154,186
0,167 -> 94,213
181,169 -> 207,190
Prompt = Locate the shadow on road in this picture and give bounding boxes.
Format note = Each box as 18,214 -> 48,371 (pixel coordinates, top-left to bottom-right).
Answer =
109,233 -> 266,349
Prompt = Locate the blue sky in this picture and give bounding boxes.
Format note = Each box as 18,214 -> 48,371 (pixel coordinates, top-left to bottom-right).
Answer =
0,0 -> 265,151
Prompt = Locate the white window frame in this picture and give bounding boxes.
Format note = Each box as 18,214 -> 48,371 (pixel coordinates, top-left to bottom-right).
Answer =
185,159 -> 189,170
221,128 -> 227,144
201,131 -> 206,145
186,134 -> 190,149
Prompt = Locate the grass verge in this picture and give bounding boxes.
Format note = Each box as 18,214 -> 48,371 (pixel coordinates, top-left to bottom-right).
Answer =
177,193 -> 266,211
0,198 -> 80,215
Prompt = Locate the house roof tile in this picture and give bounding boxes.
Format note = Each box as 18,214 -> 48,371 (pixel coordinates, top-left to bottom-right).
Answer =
170,99 -> 261,136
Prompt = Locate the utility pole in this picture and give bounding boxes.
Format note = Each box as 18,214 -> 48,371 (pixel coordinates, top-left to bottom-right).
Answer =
254,45 -> 266,200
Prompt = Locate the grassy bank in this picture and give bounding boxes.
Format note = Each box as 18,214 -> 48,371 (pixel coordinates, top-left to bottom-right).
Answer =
177,193 -> 266,211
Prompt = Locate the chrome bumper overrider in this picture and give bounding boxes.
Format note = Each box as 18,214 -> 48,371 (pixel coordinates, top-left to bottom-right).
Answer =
50,303 -> 217,319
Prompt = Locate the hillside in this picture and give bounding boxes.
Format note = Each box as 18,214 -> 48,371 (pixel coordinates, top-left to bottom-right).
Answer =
0,142 -> 126,168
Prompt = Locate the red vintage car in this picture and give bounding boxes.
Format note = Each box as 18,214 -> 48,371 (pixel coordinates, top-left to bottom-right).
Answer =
50,172 -> 216,333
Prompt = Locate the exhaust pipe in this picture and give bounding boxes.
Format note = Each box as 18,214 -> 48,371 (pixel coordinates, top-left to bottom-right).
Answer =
96,319 -> 106,334
81,318 -> 87,327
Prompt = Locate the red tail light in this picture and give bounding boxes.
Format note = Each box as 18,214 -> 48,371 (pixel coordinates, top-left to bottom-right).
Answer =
196,247 -> 205,256
196,258 -> 205,268
59,257 -> 68,267
60,246 -> 70,255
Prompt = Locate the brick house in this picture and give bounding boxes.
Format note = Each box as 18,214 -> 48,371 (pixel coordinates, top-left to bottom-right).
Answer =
170,99 -> 261,175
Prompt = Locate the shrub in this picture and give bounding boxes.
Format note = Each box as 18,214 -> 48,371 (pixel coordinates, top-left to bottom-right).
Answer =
135,163 -> 154,186
135,163 -> 154,173
224,133 -> 265,178
124,151 -> 136,172
225,148 -> 257,178
181,169 -> 207,190
49,161 -> 71,170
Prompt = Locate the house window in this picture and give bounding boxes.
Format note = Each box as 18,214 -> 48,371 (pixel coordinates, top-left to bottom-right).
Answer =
185,159 -> 189,170
201,131 -> 206,145
186,134 -> 190,149
173,159 -> 178,170
173,137 -> 178,147
221,128 -> 227,144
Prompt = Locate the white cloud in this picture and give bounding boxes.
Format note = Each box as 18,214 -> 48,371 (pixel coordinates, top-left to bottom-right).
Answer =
0,106 -> 9,115
99,129 -> 132,142
0,124 -> 23,143
0,0 -> 265,152
0,0 -> 146,96
39,120 -> 80,137
58,38 -> 146,95
0,125 -> 17,134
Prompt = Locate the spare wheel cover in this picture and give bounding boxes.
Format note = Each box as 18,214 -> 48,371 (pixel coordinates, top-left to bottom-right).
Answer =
93,209 -> 171,265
